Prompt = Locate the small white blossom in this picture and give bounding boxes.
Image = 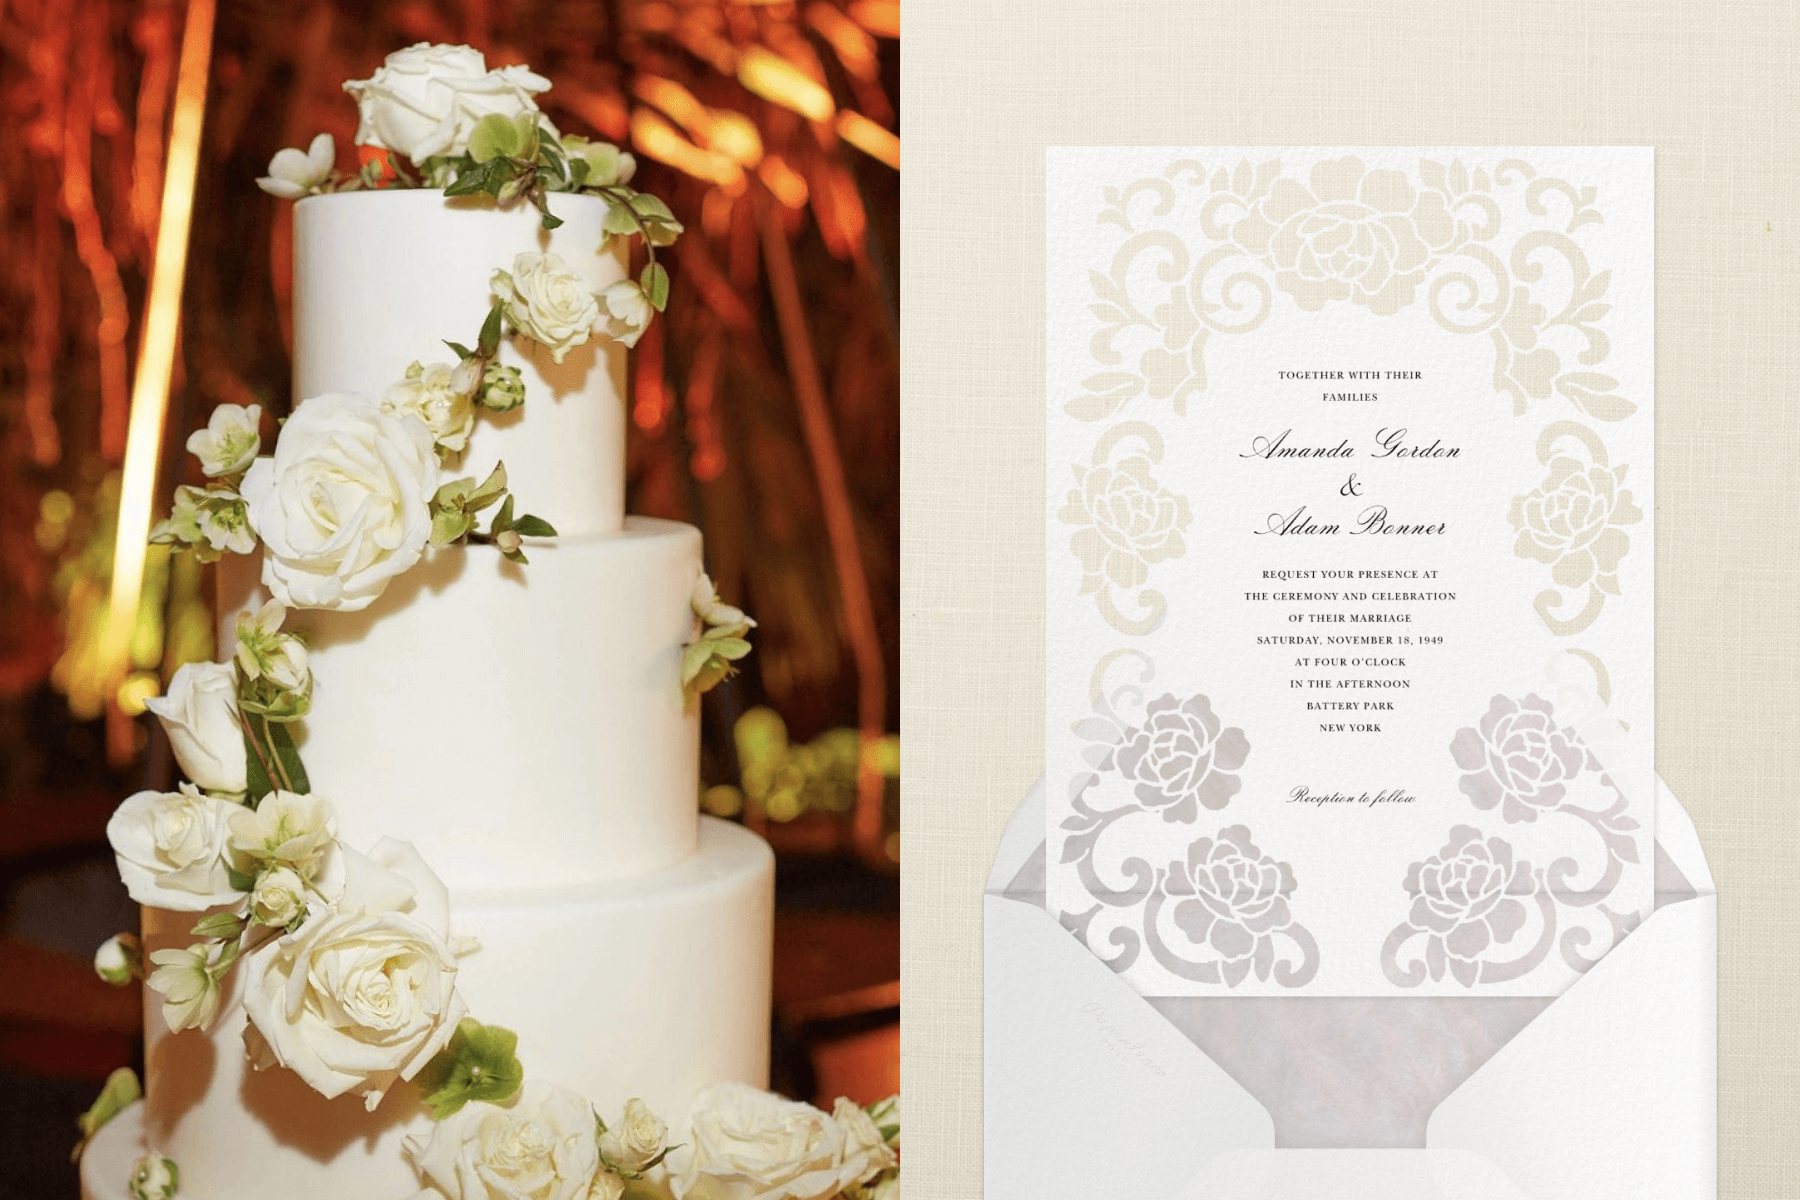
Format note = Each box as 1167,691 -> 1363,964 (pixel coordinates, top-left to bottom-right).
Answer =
561,136 -> 636,187
599,280 -> 652,348
599,1097 -> 668,1173
256,132 -> 336,199
185,403 -> 262,476
235,600 -> 309,691
147,943 -> 222,1033
383,361 -> 480,455
228,790 -> 338,883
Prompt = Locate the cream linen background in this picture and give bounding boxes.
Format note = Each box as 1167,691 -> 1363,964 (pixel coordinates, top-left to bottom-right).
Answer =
900,1 -> 1798,1196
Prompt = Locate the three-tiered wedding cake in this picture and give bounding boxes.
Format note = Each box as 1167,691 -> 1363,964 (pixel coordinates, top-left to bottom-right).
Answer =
75,43 -> 833,1200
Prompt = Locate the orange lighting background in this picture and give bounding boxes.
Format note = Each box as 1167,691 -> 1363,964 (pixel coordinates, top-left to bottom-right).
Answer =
0,0 -> 898,1188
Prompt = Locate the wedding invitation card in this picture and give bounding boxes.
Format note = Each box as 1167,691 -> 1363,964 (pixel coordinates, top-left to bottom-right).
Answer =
1046,147 -> 1653,995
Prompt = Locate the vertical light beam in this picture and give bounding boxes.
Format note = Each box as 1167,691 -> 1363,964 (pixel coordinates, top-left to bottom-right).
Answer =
104,0 -> 216,677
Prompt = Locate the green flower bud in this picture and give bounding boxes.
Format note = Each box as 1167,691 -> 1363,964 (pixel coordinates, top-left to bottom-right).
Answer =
480,363 -> 526,412
94,933 -> 141,986
128,1154 -> 179,1200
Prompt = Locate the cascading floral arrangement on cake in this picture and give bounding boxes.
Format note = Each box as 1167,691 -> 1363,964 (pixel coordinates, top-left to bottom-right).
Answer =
76,43 -> 898,1200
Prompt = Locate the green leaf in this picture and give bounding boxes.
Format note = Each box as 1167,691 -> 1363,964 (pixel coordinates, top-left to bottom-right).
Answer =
468,461 -> 510,510
489,493 -> 516,535
413,1018 -> 525,1120
443,158 -> 498,197
468,113 -> 525,163
226,862 -> 258,893
511,514 -> 557,538
444,340 -> 474,361
243,726 -> 272,806
602,200 -> 641,238
72,1067 -> 141,1160
629,193 -> 677,224
641,262 -> 670,312
709,637 -> 753,660
477,300 -> 506,358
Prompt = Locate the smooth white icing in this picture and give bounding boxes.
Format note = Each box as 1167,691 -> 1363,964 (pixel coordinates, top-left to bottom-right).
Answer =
219,520 -> 705,891
294,190 -> 628,538
134,819 -> 772,1200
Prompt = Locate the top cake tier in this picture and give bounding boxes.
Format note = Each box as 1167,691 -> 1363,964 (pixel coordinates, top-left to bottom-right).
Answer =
293,191 -> 627,537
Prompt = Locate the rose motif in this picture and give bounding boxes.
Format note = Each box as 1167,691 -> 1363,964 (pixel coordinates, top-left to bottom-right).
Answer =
344,43 -> 552,165
241,837 -> 466,1109
1105,693 -> 1248,821
405,1081 -> 603,1200
1058,457 -> 1192,595
1450,694 -> 1589,823
242,392 -> 439,612
1230,156 -> 1457,315
1509,455 -> 1642,595
1162,827 -> 1297,986
382,360 -> 479,455
670,1082 -> 879,1200
1402,826 -> 1534,987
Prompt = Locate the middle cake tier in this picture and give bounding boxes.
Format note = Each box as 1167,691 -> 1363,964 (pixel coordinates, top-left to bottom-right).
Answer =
223,517 -> 703,891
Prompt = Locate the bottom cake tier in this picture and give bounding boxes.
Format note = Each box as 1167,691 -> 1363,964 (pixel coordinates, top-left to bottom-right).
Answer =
85,818 -> 773,1200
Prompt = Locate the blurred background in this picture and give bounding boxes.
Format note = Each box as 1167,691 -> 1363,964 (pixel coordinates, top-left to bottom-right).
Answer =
0,1 -> 898,1194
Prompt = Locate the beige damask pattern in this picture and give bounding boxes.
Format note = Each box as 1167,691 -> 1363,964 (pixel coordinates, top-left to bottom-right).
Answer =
1056,420 -> 1190,634
1510,421 -> 1643,636
1072,154 -> 1631,426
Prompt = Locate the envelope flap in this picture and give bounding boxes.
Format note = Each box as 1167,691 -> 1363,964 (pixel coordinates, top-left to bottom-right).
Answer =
984,895 -> 1274,1199
1428,892 -> 1716,1199
1655,774 -> 1715,895
986,775 -> 1047,893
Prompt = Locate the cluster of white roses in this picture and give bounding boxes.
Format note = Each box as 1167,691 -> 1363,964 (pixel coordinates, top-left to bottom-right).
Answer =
103,602 -> 474,1111
399,1081 -> 899,1200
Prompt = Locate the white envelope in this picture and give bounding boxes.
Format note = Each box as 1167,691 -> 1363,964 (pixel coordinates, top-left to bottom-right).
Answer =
984,774 -> 1715,1199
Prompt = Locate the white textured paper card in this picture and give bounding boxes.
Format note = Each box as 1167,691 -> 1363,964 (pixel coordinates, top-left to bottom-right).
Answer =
1046,147 -> 1653,996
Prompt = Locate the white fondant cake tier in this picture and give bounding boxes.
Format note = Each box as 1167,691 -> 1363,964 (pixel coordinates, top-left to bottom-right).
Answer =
124,818 -> 772,1200
217,519 -> 704,891
294,190 -> 628,538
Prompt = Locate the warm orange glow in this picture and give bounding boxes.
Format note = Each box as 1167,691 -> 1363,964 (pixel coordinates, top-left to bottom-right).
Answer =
806,4 -> 880,80
836,111 -> 900,169
847,0 -> 900,38
631,108 -> 745,192
736,47 -> 835,122
706,110 -> 765,167
758,155 -> 810,210
634,75 -> 712,138
105,0 -> 215,677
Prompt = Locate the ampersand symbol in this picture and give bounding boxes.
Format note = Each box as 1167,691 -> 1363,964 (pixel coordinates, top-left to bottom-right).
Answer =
1340,473 -> 1363,497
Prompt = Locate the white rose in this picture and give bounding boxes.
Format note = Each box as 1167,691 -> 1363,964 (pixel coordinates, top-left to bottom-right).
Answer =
599,1097 -> 667,1173
598,281 -> 651,349
242,392 -> 439,612
344,43 -> 552,165
241,837 -> 466,1109
228,790 -> 338,883
250,865 -> 308,927
587,1173 -> 624,1200
256,131 -> 336,199
143,662 -> 247,794
383,361 -> 478,454
186,403 -> 263,475
405,1081 -> 602,1200
671,1082 -> 851,1200
491,253 -> 601,364
106,784 -> 241,910
831,1097 -> 897,1190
